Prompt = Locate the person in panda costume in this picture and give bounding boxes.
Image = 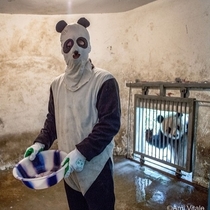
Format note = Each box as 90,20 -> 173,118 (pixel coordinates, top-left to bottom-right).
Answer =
24,17 -> 121,210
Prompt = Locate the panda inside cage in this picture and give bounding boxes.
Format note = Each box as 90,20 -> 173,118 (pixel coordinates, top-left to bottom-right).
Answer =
133,94 -> 195,174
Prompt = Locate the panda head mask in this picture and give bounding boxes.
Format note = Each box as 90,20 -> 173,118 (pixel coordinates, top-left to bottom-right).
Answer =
56,18 -> 92,91
56,18 -> 91,66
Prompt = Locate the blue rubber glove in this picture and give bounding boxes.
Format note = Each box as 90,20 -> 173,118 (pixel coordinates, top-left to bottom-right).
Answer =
24,142 -> 45,161
61,148 -> 86,178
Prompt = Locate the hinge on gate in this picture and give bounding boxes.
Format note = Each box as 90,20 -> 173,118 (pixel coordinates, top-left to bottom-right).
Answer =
180,88 -> 190,98
142,86 -> 149,95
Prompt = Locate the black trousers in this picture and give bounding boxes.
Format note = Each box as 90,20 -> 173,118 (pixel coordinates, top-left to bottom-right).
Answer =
64,158 -> 115,210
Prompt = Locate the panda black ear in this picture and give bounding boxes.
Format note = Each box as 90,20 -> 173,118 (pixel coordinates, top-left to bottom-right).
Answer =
176,112 -> 183,117
157,115 -> 164,123
56,20 -> 67,33
77,17 -> 90,28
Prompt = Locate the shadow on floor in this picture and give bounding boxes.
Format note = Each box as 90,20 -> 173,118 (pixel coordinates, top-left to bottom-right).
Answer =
0,156 -> 208,210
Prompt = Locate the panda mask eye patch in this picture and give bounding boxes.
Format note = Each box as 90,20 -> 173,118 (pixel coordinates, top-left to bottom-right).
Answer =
63,39 -> 74,54
76,37 -> 88,49
63,37 -> 88,54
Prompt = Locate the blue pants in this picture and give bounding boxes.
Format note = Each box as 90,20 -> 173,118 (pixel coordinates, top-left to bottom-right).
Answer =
64,158 -> 115,210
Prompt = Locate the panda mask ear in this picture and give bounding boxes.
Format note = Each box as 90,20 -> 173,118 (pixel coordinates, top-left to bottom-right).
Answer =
77,17 -> 90,28
55,18 -> 90,33
56,20 -> 67,33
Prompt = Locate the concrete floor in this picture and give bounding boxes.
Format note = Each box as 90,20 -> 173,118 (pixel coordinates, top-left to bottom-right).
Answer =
0,156 -> 208,210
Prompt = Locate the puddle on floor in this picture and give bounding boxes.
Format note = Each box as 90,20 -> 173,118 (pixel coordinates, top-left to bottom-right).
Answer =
150,190 -> 166,204
135,177 -> 152,202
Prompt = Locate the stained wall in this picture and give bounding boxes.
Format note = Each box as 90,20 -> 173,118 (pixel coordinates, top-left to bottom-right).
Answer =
0,0 -> 210,187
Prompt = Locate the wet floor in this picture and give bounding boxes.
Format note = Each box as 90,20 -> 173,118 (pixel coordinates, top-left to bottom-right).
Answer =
0,156 -> 208,210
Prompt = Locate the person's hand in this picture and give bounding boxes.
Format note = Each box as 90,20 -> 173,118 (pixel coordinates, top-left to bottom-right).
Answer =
61,148 -> 86,178
24,142 -> 45,161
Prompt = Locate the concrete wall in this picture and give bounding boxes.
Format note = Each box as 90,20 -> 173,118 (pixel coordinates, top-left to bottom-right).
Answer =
1,0 -> 210,188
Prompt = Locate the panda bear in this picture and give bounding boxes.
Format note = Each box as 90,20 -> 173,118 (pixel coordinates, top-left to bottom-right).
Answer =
145,112 -> 187,150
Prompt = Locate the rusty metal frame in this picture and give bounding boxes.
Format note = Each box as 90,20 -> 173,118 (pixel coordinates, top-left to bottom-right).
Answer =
126,81 -> 210,176
133,94 -> 195,172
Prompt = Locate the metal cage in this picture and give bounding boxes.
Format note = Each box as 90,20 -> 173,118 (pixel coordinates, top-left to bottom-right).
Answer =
133,94 -> 195,173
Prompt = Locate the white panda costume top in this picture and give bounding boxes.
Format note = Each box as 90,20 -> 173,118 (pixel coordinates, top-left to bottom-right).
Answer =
34,17 -> 121,195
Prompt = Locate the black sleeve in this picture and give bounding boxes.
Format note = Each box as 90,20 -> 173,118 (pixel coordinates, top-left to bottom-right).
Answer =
76,78 -> 121,161
34,87 -> 57,149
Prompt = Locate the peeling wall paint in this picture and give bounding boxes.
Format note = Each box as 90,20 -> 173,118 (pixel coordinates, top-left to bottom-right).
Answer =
0,0 -> 210,188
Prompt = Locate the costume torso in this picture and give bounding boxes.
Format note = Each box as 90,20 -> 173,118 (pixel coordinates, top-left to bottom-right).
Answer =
51,65 -> 114,194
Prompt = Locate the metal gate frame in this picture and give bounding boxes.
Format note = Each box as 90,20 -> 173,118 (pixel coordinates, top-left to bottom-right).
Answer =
126,81 -> 210,177
133,94 -> 195,173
